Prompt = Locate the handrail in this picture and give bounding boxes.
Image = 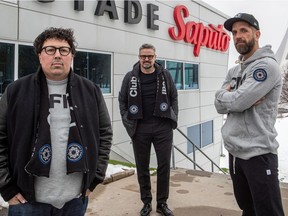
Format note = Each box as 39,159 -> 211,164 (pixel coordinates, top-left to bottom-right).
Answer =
174,128 -> 227,175
173,144 -> 204,171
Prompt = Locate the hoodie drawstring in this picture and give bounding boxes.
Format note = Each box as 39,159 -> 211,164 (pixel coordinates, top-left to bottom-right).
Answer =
233,156 -> 236,175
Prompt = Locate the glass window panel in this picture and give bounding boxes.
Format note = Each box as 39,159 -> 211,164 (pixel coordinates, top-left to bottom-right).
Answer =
0,42 -> 14,96
187,124 -> 201,154
202,120 -> 213,147
18,45 -> 39,78
156,59 -> 165,67
74,51 -> 111,94
166,61 -> 183,90
184,63 -> 198,89
73,51 -> 87,77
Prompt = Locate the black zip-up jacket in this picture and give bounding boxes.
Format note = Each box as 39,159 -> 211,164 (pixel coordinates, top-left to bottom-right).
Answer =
118,62 -> 178,137
0,68 -> 112,202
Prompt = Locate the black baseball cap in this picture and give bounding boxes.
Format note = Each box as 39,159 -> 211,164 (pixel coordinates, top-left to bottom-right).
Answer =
224,13 -> 260,31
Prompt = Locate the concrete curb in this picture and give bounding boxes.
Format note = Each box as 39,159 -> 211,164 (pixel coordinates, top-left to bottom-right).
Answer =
103,169 -> 135,184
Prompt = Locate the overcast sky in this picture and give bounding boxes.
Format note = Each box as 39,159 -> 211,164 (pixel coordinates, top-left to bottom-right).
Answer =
202,0 -> 288,67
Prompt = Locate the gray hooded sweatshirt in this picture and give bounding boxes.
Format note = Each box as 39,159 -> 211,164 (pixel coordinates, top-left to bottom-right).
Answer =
215,45 -> 282,160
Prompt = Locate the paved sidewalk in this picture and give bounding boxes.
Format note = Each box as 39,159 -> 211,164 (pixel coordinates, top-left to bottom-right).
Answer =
0,168 -> 287,215
85,168 -> 288,216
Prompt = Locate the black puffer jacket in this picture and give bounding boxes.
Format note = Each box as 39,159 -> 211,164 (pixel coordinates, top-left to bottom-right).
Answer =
0,68 -> 112,202
118,62 -> 178,137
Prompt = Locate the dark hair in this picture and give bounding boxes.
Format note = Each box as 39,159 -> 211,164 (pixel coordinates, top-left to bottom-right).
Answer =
139,43 -> 156,53
33,27 -> 77,55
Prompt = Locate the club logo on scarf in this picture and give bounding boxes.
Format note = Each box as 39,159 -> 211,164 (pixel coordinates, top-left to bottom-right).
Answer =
67,142 -> 84,162
160,102 -> 168,111
162,81 -> 167,95
130,76 -> 138,97
39,144 -> 52,165
253,68 -> 267,82
129,105 -> 139,114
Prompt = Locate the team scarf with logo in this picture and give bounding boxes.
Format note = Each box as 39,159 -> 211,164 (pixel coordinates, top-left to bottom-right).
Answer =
127,68 -> 171,120
25,71 -> 85,177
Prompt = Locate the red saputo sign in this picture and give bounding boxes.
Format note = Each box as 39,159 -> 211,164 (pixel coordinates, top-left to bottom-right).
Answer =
168,5 -> 230,57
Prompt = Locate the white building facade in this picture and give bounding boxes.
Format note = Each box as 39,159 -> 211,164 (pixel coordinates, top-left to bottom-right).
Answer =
0,0 -> 230,171
276,27 -> 288,68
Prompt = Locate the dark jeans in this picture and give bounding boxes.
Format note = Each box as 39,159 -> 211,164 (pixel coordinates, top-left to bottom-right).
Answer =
229,153 -> 284,216
132,120 -> 173,205
8,197 -> 88,216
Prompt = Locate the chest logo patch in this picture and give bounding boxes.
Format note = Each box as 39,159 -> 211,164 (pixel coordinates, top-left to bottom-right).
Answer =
160,102 -> 168,111
253,69 -> 267,82
67,142 -> 83,162
39,144 -> 52,165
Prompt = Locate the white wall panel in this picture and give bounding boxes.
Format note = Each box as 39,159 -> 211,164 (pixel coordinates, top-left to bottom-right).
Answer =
178,91 -> 200,110
0,3 -> 18,40
112,97 -> 121,122
200,91 -> 215,106
113,120 -> 130,144
200,63 -> 228,78
201,77 -> 224,91
178,107 -> 200,127
200,104 -> 218,122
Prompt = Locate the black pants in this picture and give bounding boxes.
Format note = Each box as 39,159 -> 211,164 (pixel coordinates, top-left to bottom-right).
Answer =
229,153 -> 284,216
132,120 -> 173,205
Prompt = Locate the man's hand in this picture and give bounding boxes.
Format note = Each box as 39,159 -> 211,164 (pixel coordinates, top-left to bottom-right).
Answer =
255,97 -> 265,105
8,193 -> 27,205
86,189 -> 91,197
225,84 -> 232,92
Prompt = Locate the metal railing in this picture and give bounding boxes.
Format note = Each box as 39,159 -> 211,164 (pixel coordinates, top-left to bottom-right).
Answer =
172,128 -> 227,175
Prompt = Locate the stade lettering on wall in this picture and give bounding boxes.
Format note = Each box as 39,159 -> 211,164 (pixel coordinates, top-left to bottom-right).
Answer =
37,0 -> 231,57
38,0 -> 159,30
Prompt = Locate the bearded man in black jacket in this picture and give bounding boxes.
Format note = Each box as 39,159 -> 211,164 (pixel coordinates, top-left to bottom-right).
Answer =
119,43 -> 178,216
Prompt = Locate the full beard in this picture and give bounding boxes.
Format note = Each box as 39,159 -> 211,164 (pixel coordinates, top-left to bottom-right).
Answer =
142,62 -> 152,69
235,38 -> 255,55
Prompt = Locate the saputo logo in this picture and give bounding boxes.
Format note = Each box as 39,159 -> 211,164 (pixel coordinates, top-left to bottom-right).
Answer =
168,5 -> 230,57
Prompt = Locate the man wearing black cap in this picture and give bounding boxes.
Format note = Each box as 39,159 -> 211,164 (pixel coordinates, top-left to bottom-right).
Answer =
215,13 -> 285,216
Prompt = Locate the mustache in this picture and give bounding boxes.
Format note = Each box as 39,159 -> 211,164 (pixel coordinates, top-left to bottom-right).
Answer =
235,39 -> 246,45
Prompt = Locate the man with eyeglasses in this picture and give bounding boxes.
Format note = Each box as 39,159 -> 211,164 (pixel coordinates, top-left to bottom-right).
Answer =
0,27 -> 112,216
119,44 -> 178,216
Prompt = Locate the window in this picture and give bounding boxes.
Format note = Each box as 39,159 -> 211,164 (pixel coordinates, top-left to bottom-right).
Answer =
156,59 -> 165,67
0,43 -> 112,94
187,120 -> 213,154
157,59 -> 199,90
184,63 -> 198,89
202,121 -> 213,147
167,61 -> 183,90
74,51 -> 111,94
187,124 -> 200,153
0,42 -> 14,96
18,45 -> 39,78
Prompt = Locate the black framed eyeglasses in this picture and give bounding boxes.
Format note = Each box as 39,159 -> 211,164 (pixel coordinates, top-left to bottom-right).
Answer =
41,46 -> 72,56
139,55 -> 155,60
